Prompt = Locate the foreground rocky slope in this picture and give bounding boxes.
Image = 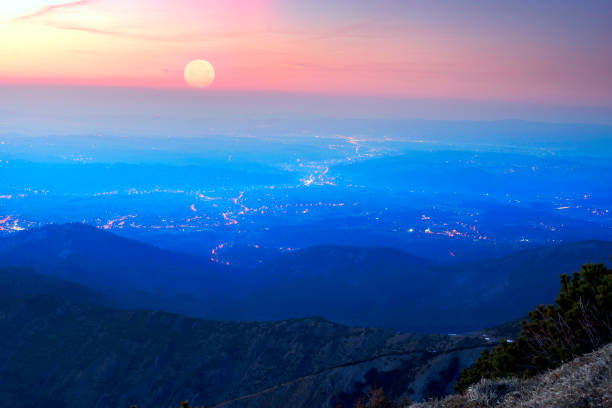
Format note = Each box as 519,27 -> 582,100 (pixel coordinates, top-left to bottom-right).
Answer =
0,268 -> 490,408
409,342 -> 612,408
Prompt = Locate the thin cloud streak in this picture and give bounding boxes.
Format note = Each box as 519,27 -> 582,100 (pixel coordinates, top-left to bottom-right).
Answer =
14,0 -> 93,21
43,21 -> 290,43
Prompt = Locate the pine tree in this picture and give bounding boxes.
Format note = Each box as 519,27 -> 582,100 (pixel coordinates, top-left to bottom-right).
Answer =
455,258 -> 612,392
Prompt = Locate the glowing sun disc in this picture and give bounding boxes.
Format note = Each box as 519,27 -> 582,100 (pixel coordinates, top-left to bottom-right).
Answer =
184,59 -> 215,88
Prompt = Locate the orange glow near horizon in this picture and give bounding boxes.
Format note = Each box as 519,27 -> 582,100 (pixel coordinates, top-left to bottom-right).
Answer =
1,1 -> 611,105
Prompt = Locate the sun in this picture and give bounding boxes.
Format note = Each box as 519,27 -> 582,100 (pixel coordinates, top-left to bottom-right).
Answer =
184,60 -> 215,89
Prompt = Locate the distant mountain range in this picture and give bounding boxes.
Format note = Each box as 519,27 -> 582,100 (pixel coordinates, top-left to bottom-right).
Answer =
0,223 -> 239,317
1,224 -> 610,406
329,150 -> 612,196
238,240 -> 612,332
1,224 -> 610,333
0,268 -> 491,408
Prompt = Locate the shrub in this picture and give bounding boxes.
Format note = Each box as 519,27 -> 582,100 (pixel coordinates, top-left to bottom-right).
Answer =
455,258 -> 612,392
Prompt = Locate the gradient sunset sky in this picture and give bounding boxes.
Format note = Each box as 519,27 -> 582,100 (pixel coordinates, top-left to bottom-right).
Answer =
2,0 -> 611,106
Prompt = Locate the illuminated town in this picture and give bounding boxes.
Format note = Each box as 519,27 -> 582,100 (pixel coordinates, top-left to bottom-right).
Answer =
2,132 -> 611,265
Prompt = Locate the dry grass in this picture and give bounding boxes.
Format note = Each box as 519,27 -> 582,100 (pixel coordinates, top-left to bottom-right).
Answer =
407,342 -> 612,408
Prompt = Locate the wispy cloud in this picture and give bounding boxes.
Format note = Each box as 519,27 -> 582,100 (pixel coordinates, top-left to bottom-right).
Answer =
12,0 -> 277,43
14,0 -> 93,22
288,61 -> 456,75
43,20 -> 267,42
12,1 -> 395,46
44,22 -> 155,40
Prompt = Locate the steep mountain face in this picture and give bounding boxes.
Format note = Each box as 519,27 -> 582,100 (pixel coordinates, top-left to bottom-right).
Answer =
235,241 -> 612,332
232,245 -> 439,328
0,267 -> 107,306
0,223 -> 226,293
0,224 -> 242,317
425,240 -> 612,330
1,227 -> 608,407
0,269 -> 490,408
2,224 -> 610,333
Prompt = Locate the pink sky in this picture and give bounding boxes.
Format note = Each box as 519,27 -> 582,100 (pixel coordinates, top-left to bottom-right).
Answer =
1,0 -> 611,107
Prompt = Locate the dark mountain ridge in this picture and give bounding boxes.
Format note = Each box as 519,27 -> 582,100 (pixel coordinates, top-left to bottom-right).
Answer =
0,223 -> 242,317
0,267 -> 107,306
0,268 -> 490,408
233,240 -> 612,332
1,224 -> 610,333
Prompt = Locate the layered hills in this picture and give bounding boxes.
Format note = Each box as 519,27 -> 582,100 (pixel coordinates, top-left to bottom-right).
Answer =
0,224 -> 610,406
1,224 -> 610,333
0,268 -> 490,408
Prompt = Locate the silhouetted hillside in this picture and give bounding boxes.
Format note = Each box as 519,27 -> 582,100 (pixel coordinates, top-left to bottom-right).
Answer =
0,268 -> 490,408
2,224 -> 610,332
235,245 -> 438,328
236,241 -> 612,332
0,267 -> 106,306
426,240 -> 612,330
0,223 -> 239,317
